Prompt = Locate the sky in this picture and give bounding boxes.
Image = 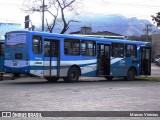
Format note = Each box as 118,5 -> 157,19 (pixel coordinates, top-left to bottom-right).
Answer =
0,0 -> 160,27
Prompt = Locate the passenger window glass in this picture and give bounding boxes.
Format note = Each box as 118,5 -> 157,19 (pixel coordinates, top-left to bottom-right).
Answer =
125,44 -> 137,58
33,36 -> 42,54
44,41 -> 50,57
44,40 -> 58,57
81,41 -> 96,56
112,43 -> 124,58
52,41 -> 58,57
64,39 -> 80,55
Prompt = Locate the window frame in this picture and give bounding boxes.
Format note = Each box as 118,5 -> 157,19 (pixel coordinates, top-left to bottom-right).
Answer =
112,43 -> 124,58
64,38 -> 80,56
81,40 -> 96,56
32,35 -> 42,54
125,44 -> 137,58
44,40 -> 58,57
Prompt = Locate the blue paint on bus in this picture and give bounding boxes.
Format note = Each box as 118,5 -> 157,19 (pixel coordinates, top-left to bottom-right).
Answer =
4,31 -> 151,82
0,40 -> 4,72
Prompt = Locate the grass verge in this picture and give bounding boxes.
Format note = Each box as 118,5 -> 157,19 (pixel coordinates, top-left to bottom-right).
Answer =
135,76 -> 160,82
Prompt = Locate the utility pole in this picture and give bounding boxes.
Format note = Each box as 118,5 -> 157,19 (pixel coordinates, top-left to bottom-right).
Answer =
144,24 -> 152,42
42,0 -> 45,31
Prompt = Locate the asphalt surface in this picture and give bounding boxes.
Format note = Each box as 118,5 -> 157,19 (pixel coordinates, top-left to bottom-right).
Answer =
151,63 -> 160,77
0,63 -> 160,120
1,77 -> 160,110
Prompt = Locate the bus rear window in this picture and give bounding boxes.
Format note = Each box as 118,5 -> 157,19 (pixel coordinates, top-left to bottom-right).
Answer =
33,35 -> 42,54
6,33 -> 27,48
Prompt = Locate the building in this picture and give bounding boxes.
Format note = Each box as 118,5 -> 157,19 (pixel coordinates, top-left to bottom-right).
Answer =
70,26 -> 124,37
92,31 -> 123,36
70,26 -> 92,35
80,27 -> 92,34
151,34 -> 160,59
0,23 -> 21,37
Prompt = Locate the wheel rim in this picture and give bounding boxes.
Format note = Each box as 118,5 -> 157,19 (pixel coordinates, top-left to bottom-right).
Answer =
70,70 -> 77,80
128,69 -> 135,80
129,70 -> 134,78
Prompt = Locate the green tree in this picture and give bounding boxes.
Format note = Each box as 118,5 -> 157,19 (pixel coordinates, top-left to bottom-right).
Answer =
151,12 -> 160,27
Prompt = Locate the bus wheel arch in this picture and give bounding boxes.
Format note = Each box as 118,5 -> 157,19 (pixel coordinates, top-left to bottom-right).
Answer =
130,66 -> 137,75
125,67 -> 137,81
63,65 -> 81,83
71,65 -> 81,76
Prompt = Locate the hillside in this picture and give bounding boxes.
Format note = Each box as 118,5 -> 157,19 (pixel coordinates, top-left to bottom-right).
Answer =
63,15 -> 160,36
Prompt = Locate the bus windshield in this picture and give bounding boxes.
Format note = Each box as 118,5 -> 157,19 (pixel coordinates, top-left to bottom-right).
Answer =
6,33 -> 27,48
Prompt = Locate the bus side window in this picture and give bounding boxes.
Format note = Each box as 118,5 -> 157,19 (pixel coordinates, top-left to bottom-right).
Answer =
64,39 -> 80,55
81,40 -> 96,56
44,40 -> 50,56
125,44 -> 137,58
81,42 -> 86,55
52,41 -> 58,57
112,43 -> 124,58
32,35 -> 42,54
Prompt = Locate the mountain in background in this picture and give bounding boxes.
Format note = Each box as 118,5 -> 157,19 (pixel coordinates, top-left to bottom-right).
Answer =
0,15 -> 159,37
62,14 -> 160,36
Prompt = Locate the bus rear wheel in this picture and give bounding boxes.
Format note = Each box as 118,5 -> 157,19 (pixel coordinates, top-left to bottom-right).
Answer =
45,77 -> 59,82
125,68 -> 135,81
63,67 -> 80,83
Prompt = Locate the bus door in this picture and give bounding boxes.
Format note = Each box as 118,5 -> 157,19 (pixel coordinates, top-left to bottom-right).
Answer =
43,39 -> 60,77
97,44 -> 110,76
140,46 -> 151,75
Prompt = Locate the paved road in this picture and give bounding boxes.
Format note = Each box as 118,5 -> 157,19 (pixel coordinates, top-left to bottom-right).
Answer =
0,64 -> 160,119
151,63 -> 160,77
0,77 -> 160,119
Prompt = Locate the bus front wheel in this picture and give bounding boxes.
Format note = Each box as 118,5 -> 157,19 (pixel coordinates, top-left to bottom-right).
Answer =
63,67 -> 80,83
125,68 -> 135,81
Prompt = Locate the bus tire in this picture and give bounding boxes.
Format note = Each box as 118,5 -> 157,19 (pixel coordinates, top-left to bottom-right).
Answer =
63,67 -> 80,83
105,76 -> 113,81
45,77 -> 59,82
125,68 -> 135,81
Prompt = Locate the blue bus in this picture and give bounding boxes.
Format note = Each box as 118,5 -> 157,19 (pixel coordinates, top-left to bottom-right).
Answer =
4,31 -> 151,82
0,39 -> 4,72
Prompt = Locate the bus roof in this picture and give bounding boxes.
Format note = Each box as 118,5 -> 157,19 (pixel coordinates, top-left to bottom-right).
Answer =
73,34 -> 125,39
6,30 -> 151,46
